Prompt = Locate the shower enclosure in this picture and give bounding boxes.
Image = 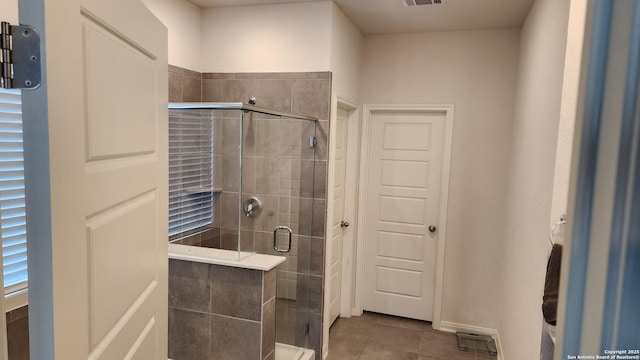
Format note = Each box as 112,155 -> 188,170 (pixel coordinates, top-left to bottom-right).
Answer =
168,102 -> 320,360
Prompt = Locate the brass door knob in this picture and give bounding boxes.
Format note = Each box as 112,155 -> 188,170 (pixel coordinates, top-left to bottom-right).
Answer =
428,225 -> 437,233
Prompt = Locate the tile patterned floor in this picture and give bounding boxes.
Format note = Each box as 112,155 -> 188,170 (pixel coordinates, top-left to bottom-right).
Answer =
327,312 -> 497,360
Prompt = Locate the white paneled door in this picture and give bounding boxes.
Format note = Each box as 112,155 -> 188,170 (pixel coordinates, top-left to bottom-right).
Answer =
20,0 -> 168,358
363,110 -> 446,321
329,107 -> 349,325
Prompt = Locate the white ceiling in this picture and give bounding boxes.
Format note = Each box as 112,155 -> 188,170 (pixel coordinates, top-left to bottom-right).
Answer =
187,0 -> 535,35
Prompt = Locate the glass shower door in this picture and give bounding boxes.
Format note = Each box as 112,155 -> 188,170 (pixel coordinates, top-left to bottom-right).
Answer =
240,112 -> 317,357
272,116 -> 317,356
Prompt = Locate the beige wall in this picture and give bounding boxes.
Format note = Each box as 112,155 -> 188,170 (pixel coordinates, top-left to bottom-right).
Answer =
147,0 -> 362,100
329,3 -> 362,104
142,0 -> 202,72
500,0 -> 570,358
201,1 -> 333,73
359,29 -> 520,330
0,0 -> 18,23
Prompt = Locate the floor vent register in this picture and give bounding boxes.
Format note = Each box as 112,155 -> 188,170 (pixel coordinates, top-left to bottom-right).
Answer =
456,332 -> 498,356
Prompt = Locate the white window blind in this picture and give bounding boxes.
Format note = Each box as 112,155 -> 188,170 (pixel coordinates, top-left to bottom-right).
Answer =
168,110 -> 214,236
0,88 -> 27,295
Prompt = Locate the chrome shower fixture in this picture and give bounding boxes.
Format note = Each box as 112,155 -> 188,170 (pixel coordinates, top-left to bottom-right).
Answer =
244,196 -> 262,218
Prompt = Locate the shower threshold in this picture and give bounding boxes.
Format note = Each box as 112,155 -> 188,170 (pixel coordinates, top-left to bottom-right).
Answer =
275,342 -> 315,360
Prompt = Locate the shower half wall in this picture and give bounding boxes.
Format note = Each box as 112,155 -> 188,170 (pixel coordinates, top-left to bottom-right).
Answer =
168,66 -> 330,359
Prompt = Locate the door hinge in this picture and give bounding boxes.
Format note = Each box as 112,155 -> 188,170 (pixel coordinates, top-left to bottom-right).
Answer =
0,21 -> 41,89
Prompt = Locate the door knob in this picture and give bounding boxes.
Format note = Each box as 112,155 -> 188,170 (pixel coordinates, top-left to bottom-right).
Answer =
428,225 -> 437,233
340,220 -> 350,228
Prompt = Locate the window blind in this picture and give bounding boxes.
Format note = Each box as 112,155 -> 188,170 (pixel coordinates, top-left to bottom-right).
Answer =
168,110 -> 214,236
0,88 -> 27,295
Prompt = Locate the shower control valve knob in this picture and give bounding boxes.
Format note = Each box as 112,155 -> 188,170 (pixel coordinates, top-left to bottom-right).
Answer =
428,225 -> 437,233
244,196 -> 262,218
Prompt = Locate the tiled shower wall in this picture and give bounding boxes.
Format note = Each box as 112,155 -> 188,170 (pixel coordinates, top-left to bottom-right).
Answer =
169,67 -> 331,358
168,259 -> 277,360
169,65 -> 202,102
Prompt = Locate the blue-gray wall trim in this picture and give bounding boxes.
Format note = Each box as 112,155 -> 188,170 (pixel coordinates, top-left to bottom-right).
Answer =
601,0 -> 640,351
19,0 -> 55,358
562,1 -> 613,358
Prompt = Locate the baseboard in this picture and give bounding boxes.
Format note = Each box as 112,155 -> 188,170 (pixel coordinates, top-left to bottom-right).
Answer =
438,321 -> 503,360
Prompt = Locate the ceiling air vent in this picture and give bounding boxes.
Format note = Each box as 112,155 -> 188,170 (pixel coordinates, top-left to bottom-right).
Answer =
401,0 -> 446,6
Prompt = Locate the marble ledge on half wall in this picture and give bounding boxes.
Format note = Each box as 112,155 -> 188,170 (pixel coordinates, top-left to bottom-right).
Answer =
168,243 -> 285,271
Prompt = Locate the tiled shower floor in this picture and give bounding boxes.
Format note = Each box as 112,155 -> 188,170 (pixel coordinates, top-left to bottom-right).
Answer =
327,312 -> 496,360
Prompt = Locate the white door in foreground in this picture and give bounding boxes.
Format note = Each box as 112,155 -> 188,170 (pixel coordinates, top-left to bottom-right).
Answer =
20,0 -> 168,358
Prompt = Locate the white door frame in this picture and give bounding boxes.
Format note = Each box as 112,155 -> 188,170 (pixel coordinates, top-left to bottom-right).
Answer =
323,95 -> 360,356
354,104 -> 454,329
324,96 -> 360,314
338,98 -> 361,317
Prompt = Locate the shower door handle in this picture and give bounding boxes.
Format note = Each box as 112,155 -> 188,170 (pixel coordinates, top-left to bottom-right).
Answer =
273,225 -> 293,253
